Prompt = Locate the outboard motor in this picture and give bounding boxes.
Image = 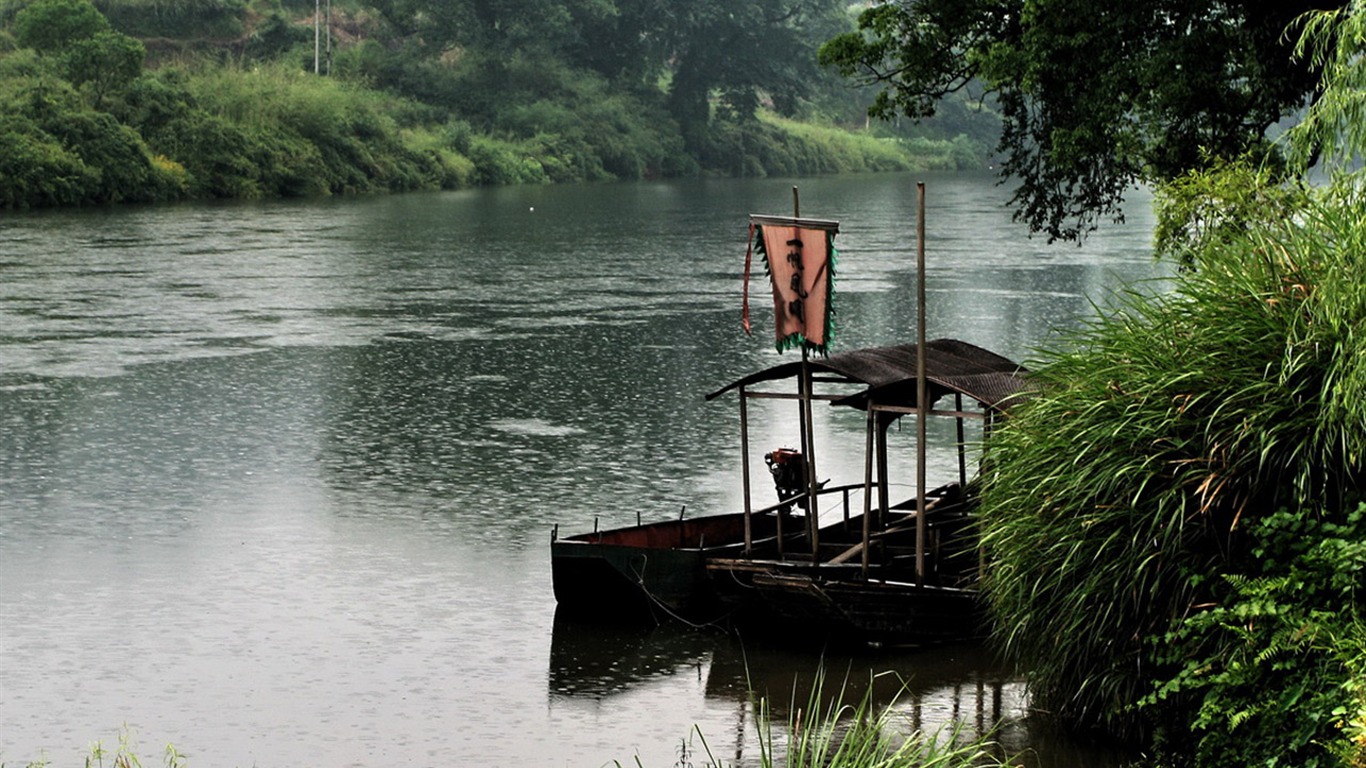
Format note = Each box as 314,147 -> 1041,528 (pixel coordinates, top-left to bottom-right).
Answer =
764,448 -> 807,507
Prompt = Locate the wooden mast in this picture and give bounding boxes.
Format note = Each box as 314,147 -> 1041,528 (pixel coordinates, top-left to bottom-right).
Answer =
915,182 -> 928,586
794,185 -> 821,559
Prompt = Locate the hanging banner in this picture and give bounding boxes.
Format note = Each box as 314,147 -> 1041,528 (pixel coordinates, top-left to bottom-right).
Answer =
743,215 -> 839,354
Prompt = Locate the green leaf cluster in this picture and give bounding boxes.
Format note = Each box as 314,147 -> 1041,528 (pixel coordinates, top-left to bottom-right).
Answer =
1139,506 -> 1366,768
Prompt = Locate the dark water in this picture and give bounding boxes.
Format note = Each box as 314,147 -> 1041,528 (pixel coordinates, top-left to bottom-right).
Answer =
0,173 -> 1160,766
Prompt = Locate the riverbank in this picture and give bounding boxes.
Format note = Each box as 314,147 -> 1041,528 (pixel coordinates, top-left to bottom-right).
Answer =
0,0 -> 995,211
0,56 -> 975,210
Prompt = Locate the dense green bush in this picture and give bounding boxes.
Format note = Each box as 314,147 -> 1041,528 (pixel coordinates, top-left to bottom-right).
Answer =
0,113 -> 96,206
0,49 -> 184,206
465,134 -> 548,185
41,107 -> 181,201
93,0 -> 245,40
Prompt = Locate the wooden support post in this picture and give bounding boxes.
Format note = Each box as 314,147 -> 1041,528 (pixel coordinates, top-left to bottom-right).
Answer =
956,393 -> 967,489
740,384 -> 752,554
802,349 -> 820,557
876,415 -> 890,531
861,406 -> 875,577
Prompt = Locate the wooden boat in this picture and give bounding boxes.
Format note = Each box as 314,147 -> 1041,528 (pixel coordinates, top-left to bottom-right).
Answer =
550,490 -> 864,623
551,338 -> 1033,645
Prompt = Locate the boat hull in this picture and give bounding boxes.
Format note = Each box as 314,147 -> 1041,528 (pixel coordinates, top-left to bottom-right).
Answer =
746,571 -> 982,647
551,513 -> 778,622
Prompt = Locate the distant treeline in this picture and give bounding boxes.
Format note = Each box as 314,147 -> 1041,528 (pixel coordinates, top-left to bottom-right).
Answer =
0,0 -> 1000,209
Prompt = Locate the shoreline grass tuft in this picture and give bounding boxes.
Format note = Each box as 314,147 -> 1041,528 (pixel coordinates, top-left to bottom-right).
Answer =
620,666 -> 1013,768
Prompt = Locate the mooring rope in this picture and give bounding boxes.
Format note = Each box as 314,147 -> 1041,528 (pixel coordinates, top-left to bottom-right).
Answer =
628,553 -> 738,630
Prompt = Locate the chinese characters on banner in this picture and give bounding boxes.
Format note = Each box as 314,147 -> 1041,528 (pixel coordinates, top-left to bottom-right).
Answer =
743,215 -> 839,354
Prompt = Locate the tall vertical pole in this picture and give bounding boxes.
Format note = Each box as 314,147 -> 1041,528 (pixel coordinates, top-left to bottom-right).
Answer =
916,182 -> 928,586
794,186 -> 820,558
861,407 -> 875,577
325,0 -> 333,75
956,393 -> 967,488
313,0 -> 320,74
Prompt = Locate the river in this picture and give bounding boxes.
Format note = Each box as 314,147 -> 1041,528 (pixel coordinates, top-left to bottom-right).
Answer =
0,173 -> 1162,767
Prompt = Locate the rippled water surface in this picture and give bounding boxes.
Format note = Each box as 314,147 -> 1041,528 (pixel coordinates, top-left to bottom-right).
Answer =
1,174 -> 1160,766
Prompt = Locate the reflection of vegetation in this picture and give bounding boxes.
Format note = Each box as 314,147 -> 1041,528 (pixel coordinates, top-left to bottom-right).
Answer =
976,4 -> 1366,766
0,0 -> 998,209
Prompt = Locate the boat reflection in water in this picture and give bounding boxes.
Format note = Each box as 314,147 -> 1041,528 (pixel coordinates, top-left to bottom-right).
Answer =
548,615 -> 1134,768
548,608 -> 714,699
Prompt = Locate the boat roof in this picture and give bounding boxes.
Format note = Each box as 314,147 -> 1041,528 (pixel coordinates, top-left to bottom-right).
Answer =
705,338 -> 1034,412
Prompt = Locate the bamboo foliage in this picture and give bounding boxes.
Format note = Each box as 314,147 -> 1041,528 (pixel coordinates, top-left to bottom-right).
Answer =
1286,0 -> 1366,172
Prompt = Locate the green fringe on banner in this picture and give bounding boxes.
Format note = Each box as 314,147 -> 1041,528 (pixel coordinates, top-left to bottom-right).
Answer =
755,225 -> 837,356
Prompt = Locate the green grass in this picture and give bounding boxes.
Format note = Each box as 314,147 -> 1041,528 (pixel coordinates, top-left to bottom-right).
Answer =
5,726 -> 188,768
624,667 -> 1011,768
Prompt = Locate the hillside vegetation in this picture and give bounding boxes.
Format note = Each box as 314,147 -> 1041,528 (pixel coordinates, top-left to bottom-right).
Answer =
0,0 -> 998,209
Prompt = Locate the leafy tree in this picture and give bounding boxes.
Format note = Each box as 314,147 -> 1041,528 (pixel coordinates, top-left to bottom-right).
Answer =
662,0 -> 847,149
11,0 -> 109,51
63,29 -> 144,107
820,0 -> 1345,241
562,0 -> 672,85
10,0 -> 143,108
370,0 -> 597,60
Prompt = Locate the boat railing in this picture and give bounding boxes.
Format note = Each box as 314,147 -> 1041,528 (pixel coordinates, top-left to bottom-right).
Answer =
743,481 -> 872,558
748,481 -> 864,518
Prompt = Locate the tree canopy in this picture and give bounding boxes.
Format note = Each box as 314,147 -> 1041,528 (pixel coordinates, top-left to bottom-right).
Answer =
365,0 -> 849,143
820,0 -> 1347,241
